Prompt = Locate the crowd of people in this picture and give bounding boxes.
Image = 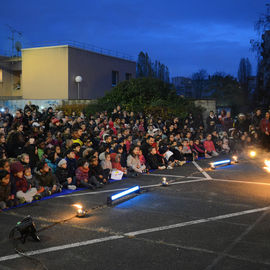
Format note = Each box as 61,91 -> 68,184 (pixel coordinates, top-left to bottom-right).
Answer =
0,104 -> 269,210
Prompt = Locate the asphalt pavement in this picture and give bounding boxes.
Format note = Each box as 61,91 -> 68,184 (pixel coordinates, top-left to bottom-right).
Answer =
1,154 -> 270,270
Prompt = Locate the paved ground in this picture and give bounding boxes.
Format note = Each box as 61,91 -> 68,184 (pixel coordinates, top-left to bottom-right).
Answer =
1,154 -> 270,270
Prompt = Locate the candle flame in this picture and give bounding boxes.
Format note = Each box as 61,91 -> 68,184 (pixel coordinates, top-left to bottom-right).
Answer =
250,151 -> 256,158
264,160 -> 270,173
232,156 -> 238,161
73,204 -> 82,209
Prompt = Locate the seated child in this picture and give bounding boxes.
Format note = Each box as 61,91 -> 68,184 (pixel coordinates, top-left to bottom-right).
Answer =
100,152 -> 112,175
194,139 -> 209,158
159,146 -> 176,169
203,134 -> 219,157
76,159 -> 101,189
138,149 -> 147,170
110,153 -> 127,174
35,161 -> 62,194
147,147 -> 166,170
127,145 -> 146,174
182,140 -> 193,161
11,161 -> 38,203
89,157 -> 109,184
55,159 -> 76,190
0,170 -> 18,209
24,165 -> 45,198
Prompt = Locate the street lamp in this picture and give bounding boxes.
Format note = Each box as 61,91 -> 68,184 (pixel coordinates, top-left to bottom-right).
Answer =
75,76 -> 83,99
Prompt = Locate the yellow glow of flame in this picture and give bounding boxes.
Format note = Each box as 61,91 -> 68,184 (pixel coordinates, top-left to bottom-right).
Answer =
232,156 -> 238,161
250,151 -> 256,158
73,204 -> 82,209
264,160 -> 270,173
162,177 -> 167,181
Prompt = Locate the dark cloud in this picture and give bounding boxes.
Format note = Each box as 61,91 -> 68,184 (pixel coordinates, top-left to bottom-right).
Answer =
0,0 -> 269,76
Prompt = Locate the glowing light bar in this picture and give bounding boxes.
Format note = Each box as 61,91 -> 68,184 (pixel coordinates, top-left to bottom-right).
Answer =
108,186 -> 140,205
211,159 -> 231,169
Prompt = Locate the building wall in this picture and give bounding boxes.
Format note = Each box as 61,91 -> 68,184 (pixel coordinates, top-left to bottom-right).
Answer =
0,58 -> 22,98
68,46 -> 136,99
194,99 -> 216,126
22,46 -> 69,99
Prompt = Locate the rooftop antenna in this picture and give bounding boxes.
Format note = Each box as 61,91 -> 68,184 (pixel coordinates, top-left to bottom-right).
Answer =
15,41 -> 22,56
6,24 -> 22,57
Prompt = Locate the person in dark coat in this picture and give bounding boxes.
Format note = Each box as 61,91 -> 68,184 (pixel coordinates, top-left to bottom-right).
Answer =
55,159 -> 76,189
34,161 -> 61,194
147,147 -> 166,170
252,109 -> 262,131
206,111 -> 218,134
260,112 -> 270,148
6,123 -> 25,158
64,149 -> 77,177
0,170 -> 17,209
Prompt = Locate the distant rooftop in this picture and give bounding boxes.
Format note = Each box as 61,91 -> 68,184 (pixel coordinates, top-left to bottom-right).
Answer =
22,40 -> 134,61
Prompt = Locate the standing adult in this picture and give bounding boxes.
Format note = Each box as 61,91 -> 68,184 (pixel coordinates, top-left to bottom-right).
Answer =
260,112 -> 270,149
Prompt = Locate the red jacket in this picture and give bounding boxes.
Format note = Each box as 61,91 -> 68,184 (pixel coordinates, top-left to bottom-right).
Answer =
203,140 -> 216,152
75,167 -> 89,185
15,176 -> 29,193
260,118 -> 270,133
110,153 -> 125,172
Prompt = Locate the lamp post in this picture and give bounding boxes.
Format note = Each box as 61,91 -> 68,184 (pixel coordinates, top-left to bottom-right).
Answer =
75,76 -> 83,99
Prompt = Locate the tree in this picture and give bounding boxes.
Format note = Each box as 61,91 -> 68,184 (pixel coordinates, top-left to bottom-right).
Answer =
250,4 -> 270,105
237,58 -> 252,102
136,52 -> 170,83
237,58 -> 252,86
136,52 -> 146,77
91,77 -> 202,119
191,69 -> 208,99
208,73 -> 246,113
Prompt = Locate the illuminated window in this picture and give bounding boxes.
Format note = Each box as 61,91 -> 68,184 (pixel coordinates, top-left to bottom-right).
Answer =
0,69 -> 2,83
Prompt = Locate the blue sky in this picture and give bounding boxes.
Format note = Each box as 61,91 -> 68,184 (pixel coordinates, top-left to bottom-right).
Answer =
0,0 -> 268,77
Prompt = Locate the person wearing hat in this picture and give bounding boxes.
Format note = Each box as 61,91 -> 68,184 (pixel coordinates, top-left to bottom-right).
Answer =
55,159 -> 76,190
11,161 -> 38,204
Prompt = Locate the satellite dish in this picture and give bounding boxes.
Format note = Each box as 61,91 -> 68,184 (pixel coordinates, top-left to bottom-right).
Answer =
15,41 -> 22,52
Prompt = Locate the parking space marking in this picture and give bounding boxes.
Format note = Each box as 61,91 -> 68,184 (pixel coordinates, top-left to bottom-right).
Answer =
211,178 -> 270,186
146,174 -> 199,178
1,205 -> 270,263
204,211 -> 269,270
57,178 -> 208,198
192,161 -> 212,179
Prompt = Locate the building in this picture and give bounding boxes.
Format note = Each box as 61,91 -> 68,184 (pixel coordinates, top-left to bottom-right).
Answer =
0,44 -> 136,100
0,56 -> 22,99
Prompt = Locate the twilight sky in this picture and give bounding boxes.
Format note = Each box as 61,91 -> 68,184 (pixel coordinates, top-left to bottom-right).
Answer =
0,0 -> 269,77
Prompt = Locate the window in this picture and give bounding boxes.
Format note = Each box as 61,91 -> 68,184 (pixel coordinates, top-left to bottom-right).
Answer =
125,73 -> 132,81
112,71 -> 119,86
0,69 -> 2,83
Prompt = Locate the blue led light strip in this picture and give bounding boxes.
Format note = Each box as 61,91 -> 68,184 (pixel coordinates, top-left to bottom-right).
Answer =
111,186 -> 140,201
212,160 -> 231,166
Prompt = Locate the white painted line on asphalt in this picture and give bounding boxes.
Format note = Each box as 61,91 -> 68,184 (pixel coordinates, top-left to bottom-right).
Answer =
57,187 -> 128,198
1,205 -> 270,262
147,173 -> 202,179
192,161 -> 212,179
57,178 -> 208,198
124,205 -> 270,236
210,178 -> 270,186
204,211 -> 268,270
0,235 -> 124,262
